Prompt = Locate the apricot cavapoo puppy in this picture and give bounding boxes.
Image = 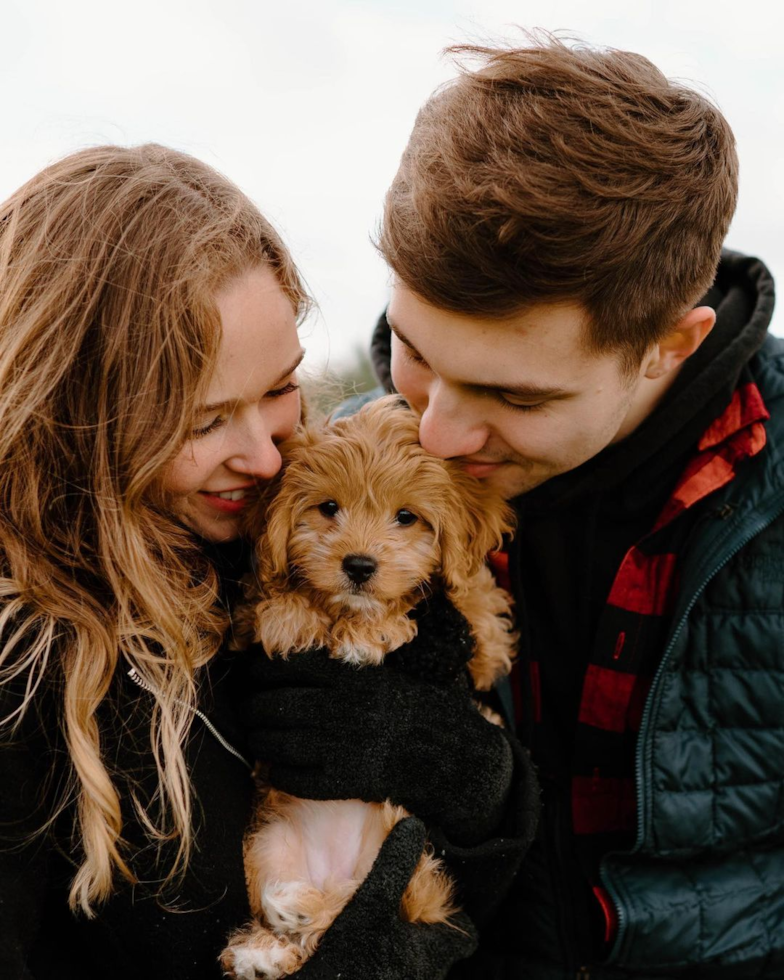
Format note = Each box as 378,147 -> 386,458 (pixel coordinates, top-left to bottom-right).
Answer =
221,395 -> 517,979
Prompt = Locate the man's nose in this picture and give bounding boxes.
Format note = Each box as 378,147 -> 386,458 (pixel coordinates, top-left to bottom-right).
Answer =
417,384 -> 488,460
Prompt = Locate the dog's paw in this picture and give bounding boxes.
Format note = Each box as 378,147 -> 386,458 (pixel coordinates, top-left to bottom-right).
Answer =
380,614 -> 418,652
221,928 -> 305,980
333,639 -> 385,666
333,613 -> 418,664
476,701 -> 504,727
330,619 -> 391,665
262,880 -> 315,935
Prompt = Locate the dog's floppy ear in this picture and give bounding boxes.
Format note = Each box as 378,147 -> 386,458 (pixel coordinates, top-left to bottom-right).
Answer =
438,470 -> 515,597
257,489 -> 296,588
253,426 -> 319,589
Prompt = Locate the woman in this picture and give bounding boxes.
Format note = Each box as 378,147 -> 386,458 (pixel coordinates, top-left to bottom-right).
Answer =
0,144 -> 478,979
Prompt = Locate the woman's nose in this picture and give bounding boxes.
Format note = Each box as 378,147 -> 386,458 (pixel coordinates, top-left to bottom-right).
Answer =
227,423 -> 284,481
229,398 -> 299,481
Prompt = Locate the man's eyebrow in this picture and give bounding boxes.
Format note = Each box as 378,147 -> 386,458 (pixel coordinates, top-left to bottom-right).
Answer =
478,380 -> 571,399
387,317 -> 421,356
387,316 -> 570,400
198,349 -> 306,413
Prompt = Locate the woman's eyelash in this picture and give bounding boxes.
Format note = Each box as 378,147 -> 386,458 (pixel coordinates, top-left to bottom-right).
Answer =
267,381 -> 300,398
192,415 -> 226,438
190,382 -> 299,437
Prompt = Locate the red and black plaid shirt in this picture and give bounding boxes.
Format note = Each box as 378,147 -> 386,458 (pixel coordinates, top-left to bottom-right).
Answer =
489,377 -> 770,942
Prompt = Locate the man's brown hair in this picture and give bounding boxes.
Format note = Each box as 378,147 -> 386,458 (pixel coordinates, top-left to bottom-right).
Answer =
379,35 -> 739,368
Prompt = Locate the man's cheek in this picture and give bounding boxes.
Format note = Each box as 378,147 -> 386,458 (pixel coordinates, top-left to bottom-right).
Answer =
390,357 -> 420,407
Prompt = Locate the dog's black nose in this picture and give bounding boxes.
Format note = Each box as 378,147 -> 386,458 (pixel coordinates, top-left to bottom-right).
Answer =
342,554 -> 377,585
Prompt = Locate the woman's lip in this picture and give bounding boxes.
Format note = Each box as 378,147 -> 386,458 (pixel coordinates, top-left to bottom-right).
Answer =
458,460 -> 504,478
199,491 -> 251,514
204,485 -> 255,493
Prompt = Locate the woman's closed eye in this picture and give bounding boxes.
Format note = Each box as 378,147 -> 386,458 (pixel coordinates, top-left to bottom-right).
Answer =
190,381 -> 299,437
266,380 -> 300,398
192,415 -> 226,438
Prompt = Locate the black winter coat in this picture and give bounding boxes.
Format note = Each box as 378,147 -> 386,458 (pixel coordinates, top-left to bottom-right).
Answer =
0,652 -> 255,979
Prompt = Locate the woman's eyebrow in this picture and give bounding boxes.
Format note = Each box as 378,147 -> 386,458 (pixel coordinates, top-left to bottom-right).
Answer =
270,349 -> 307,387
198,349 -> 306,413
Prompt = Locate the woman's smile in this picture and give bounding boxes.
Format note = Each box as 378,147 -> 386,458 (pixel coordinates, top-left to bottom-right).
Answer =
161,265 -> 303,542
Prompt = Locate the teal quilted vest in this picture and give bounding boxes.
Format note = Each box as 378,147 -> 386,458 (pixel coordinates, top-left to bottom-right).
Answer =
600,335 -> 784,977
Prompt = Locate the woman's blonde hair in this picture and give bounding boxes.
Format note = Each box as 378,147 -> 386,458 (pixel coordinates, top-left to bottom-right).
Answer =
0,143 -> 307,914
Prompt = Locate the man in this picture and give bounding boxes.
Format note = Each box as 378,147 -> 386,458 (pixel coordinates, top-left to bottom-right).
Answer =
365,35 -> 782,979
245,36 -> 782,979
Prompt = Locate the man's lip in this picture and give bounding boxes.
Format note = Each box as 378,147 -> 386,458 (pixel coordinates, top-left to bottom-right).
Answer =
457,460 -> 504,478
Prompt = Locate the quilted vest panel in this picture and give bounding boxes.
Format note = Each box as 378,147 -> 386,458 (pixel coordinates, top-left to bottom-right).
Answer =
602,341 -> 784,976
602,505 -> 784,976
649,508 -> 784,856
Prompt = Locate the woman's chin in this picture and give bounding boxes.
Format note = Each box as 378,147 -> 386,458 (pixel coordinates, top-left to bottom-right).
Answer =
175,505 -> 243,544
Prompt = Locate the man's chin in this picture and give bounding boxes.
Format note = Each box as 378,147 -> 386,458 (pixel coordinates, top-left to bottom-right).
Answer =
478,462 -> 548,500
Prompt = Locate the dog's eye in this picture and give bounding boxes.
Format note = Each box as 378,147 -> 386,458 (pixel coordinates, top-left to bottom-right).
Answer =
395,509 -> 418,526
318,500 -> 340,518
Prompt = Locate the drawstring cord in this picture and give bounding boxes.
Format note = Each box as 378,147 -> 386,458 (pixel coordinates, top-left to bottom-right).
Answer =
126,666 -> 253,771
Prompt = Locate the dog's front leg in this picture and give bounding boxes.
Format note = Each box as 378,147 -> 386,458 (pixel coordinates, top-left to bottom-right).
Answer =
253,592 -> 332,656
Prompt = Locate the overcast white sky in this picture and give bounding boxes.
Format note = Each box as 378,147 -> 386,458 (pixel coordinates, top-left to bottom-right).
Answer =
2,0 -> 782,373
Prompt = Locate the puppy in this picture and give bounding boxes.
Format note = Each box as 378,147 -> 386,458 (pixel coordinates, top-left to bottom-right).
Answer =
221,396 -> 517,979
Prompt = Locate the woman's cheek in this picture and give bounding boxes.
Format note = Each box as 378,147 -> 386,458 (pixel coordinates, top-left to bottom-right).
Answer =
162,443 -> 217,496
288,389 -> 303,432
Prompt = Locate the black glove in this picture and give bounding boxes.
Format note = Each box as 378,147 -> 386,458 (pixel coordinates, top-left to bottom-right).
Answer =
291,816 -> 477,980
238,593 -> 515,844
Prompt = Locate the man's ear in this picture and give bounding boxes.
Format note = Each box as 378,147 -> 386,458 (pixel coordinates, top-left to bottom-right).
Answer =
643,306 -> 716,379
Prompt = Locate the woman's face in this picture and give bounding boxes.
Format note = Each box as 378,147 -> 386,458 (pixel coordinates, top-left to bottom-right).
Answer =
162,265 -> 304,543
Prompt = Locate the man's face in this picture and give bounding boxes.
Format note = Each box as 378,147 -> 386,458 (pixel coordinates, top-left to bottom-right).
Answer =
388,285 -> 654,499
